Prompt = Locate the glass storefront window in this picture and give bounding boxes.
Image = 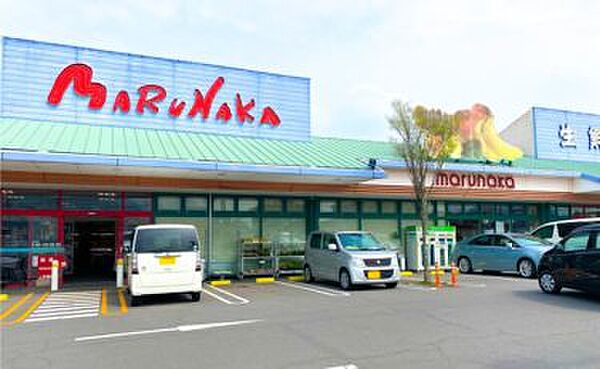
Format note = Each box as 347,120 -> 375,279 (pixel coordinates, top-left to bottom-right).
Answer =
287,199 -> 305,213
238,198 -> 258,212
212,217 -> 259,275
447,203 -> 462,216
496,204 -> 510,216
157,196 -> 181,212
401,202 -> 416,215
362,219 -> 400,253
185,197 -> 207,212
512,219 -> 529,233
527,205 -> 538,218
263,218 -> 306,272
214,197 -> 235,212
63,191 -> 120,210
511,204 -> 526,216
571,206 -> 584,218
436,202 -> 445,217
556,205 -> 570,218
125,193 -> 152,211
2,189 -> 58,209
481,203 -> 494,215
31,217 -> 58,246
362,200 -> 378,214
320,200 -> 337,214
319,218 -> 359,232
1,216 -> 28,247
464,203 -> 479,215
264,198 -> 283,213
340,200 -> 358,214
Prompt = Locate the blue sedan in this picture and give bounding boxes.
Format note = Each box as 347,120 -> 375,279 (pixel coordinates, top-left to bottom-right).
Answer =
451,233 -> 554,278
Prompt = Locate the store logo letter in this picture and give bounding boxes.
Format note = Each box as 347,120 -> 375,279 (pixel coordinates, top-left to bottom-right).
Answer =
47,63 -> 107,110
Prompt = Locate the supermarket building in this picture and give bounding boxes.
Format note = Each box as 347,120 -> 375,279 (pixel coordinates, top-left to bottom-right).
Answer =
1,37 -> 599,284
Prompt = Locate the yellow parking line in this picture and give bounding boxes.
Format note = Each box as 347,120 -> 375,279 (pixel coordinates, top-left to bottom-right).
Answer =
100,288 -> 108,316
3,292 -> 49,326
0,293 -> 33,321
117,289 -> 128,315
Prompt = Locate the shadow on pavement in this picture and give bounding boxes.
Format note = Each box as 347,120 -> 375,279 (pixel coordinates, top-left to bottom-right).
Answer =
133,293 -> 197,307
512,289 -> 600,312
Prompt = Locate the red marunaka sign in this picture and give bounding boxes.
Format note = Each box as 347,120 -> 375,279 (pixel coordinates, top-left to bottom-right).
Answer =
435,171 -> 515,189
46,63 -> 281,126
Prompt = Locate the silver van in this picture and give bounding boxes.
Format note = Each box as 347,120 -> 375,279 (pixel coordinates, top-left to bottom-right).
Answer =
304,231 -> 400,290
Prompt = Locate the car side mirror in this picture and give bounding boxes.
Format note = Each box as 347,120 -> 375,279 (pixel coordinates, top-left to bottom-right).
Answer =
123,241 -> 132,254
327,243 -> 338,251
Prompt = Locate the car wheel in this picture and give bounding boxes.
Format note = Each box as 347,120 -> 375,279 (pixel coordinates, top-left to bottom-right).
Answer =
339,269 -> 352,291
304,265 -> 313,283
538,270 -> 562,294
518,259 -> 535,278
190,292 -> 201,302
458,257 -> 472,274
385,282 -> 398,289
130,295 -> 141,307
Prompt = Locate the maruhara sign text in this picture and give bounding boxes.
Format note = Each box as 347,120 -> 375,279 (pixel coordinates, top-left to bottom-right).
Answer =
435,171 -> 516,189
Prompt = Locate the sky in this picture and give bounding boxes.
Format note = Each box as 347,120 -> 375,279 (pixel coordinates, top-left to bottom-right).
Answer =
1,0 -> 599,141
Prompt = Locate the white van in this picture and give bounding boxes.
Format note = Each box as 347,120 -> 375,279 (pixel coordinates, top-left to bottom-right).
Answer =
530,217 -> 600,244
126,224 -> 203,306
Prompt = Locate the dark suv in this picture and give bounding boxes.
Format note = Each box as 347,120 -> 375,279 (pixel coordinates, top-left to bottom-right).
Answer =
537,224 -> 600,294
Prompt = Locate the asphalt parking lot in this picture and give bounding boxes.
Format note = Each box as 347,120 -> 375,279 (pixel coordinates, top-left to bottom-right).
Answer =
2,274 -> 600,369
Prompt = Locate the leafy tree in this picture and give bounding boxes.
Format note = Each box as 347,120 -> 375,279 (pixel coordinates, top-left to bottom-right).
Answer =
388,101 -> 458,282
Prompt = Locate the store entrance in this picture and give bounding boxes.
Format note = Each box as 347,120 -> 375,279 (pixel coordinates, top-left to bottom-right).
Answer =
64,219 -> 117,281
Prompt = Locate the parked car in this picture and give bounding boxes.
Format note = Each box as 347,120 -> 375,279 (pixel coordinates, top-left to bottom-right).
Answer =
451,233 -> 554,278
537,224 -> 600,294
304,231 -> 400,290
125,224 -> 203,306
530,217 -> 600,244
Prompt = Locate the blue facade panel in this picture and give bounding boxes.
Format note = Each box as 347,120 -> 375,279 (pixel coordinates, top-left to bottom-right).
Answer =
533,107 -> 600,163
0,37 -> 311,141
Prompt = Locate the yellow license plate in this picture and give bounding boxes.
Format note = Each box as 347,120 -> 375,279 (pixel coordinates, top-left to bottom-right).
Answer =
367,270 -> 381,280
159,256 -> 176,266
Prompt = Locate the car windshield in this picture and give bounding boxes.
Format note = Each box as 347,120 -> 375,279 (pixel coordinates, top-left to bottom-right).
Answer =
512,235 -> 554,247
135,228 -> 198,253
337,233 -> 385,251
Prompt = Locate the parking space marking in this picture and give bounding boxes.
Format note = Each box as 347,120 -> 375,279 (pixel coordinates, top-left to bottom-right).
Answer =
326,364 -> 359,369
74,319 -> 262,342
205,285 -> 250,305
0,293 -> 33,321
203,289 -> 236,305
398,284 -> 437,292
276,281 -> 351,297
25,290 -> 100,324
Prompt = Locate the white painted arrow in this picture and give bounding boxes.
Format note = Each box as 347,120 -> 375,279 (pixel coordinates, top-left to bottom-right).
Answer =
75,319 -> 262,342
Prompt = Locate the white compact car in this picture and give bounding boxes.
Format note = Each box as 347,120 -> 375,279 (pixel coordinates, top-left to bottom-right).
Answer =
126,224 -> 203,306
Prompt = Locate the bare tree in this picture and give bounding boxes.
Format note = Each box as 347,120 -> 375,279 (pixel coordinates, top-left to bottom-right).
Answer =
388,101 -> 457,282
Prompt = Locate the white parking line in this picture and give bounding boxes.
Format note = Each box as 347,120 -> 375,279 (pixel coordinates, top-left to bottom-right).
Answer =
202,289 -> 236,305
276,281 -> 351,297
326,364 -> 359,369
206,285 -> 250,304
74,319 -> 262,342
